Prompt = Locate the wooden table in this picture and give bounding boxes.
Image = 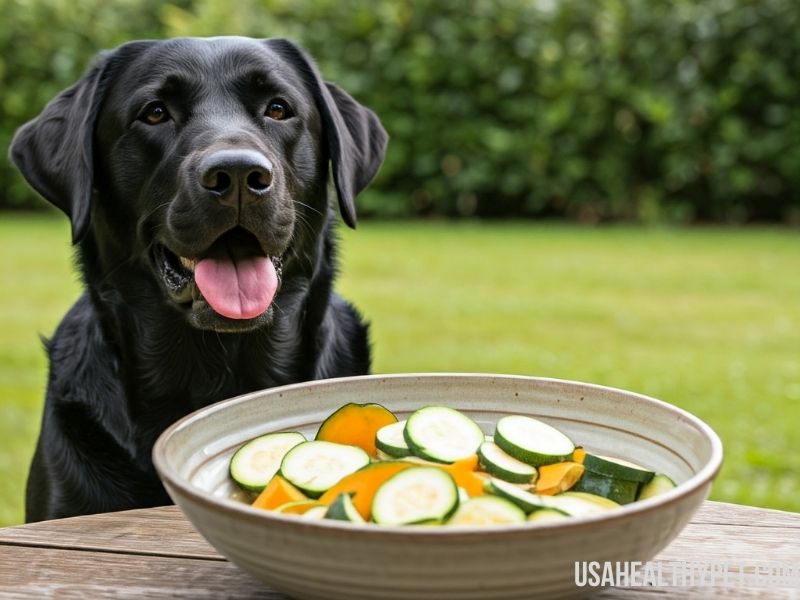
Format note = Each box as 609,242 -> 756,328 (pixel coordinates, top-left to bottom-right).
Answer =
0,501 -> 797,598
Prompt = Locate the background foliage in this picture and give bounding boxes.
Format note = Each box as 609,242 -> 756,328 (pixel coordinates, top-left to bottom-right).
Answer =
2,0 -> 800,223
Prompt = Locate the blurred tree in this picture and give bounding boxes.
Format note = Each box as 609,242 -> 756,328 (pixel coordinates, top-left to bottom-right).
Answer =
0,0 -> 179,208
2,0 -> 799,223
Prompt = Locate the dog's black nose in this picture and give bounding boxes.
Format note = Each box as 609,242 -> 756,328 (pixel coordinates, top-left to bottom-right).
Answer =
199,149 -> 273,206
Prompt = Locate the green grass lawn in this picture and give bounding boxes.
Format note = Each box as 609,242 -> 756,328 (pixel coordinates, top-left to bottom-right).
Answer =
1,214 -> 798,526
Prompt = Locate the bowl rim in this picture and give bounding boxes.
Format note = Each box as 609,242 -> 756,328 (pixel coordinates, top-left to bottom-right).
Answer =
153,372 -> 724,538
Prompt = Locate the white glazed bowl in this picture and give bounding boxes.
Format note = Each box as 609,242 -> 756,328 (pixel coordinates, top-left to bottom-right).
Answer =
153,373 -> 723,600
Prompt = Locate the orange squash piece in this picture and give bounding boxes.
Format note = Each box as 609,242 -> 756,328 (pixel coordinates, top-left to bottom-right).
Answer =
534,461 -> 585,495
252,475 -> 307,510
315,402 -> 398,457
436,455 -> 485,497
447,454 -> 479,471
402,455 -> 485,496
319,461 -> 414,519
572,447 -> 586,464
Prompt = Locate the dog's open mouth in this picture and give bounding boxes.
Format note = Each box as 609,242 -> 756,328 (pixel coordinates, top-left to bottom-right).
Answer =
154,228 -> 283,327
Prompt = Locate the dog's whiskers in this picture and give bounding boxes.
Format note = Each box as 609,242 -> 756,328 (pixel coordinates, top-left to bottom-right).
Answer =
292,199 -> 324,218
137,200 -> 173,236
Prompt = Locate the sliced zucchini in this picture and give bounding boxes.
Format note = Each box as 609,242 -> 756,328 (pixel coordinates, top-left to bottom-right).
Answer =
583,454 -> 655,484
447,495 -> 526,526
478,441 -> 537,484
375,420 -> 411,458
527,508 -> 570,523
493,415 -> 575,467
397,456 -> 438,466
372,466 -> 459,525
279,440 -> 370,498
301,506 -> 328,519
324,493 -> 366,523
229,432 -> 306,492
403,406 -> 485,463
572,470 -> 640,504
274,500 -> 325,515
546,491 -> 620,517
638,474 -> 677,500
485,478 -> 551,514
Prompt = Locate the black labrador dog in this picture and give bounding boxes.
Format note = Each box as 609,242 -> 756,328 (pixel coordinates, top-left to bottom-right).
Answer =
9,37 -> 387,522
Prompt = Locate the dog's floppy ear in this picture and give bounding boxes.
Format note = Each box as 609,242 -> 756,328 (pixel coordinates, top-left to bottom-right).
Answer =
9,50 -> 118,243
268,39 -> 388,228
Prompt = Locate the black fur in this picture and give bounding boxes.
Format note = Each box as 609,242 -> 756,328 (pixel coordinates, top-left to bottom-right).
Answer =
9,37 -> 387,522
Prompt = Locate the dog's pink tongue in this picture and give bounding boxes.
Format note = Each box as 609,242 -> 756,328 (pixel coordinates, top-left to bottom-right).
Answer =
194,243 -> 277,320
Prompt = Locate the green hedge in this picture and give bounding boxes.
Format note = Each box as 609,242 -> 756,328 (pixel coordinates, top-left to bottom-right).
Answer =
2,0 -> 799,222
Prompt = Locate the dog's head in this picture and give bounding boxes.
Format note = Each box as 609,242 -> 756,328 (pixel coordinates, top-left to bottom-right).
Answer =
10,37 -> 387,332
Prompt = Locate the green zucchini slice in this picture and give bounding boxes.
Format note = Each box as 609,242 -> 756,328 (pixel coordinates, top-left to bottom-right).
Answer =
638,474 -> 677,500
583,454 -> 655,484
447,495 -> 526,525
485,478 -> 552,514
545,491 -> 620,516
324,493 -> 366,523
478,441 -> 537,484
572,470 -> 640,504
375,420 -> 411,458
403,406 -> 484,463
301,506 -> 328,519
372,467 -> 459,525
494,415 -> 575,467
229,432 -> 306,492
279,440 -> 370,498
527,508 -> 570,523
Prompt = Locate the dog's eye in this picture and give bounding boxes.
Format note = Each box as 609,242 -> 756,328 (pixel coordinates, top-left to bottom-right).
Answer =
266,99 -> 291,121
139,102 -> 171,126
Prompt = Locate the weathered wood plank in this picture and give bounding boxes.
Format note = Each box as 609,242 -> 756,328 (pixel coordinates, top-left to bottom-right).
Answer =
0,546 -> 284,599
655,522 -> 800,563
690,501 -> 800,529
0,506 -> 219,559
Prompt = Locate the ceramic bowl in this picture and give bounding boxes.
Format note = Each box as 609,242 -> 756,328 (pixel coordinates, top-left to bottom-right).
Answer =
153,373 -> 723,600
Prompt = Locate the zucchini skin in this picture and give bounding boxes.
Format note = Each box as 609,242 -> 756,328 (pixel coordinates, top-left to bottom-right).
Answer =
638,474 -> 677,500
477,442 -> 537,484
571,470 -> 640,504
324,493 -> 365,523
485,479 -> 551,514
582,454 -> 655,484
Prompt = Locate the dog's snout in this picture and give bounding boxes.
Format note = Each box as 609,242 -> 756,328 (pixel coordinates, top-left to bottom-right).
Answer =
199,149 -> 273,205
